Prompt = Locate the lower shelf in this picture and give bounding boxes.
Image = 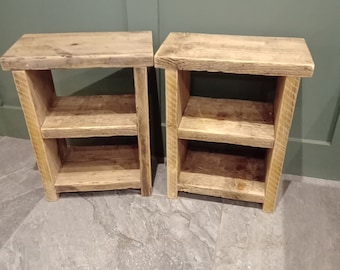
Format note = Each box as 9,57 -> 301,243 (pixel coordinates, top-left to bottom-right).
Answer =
55,145 -> 140,193
178,149 -> 265,203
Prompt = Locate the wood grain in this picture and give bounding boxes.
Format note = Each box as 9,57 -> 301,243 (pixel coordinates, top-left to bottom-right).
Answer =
55,145 -> 140,192
1,32 -> 154,70
155,32 -> 314,77
178,150 -> 265,203
134,67 -> 152,196
41,95 -> 137,138
263,77 -> 301,212
178,96 -> 274,148
13,70 -> 61,201
165,69 -> 190,198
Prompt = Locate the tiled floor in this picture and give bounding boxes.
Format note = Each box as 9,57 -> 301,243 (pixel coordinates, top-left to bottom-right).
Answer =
0,136 -> 339,270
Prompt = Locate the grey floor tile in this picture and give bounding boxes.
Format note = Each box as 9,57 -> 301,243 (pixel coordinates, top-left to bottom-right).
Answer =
152,163 -> 167,196
213,201 -> 284,270
0,168 -> 42,203
0,142 -> 43,249
0,192 -> 223,270
213,179 -> 340,270
281,180 -> 340,270
0,137 -> 36,177
0,188 -> 43,248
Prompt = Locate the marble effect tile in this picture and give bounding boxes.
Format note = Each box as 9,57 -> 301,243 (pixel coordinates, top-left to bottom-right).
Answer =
0,192 -> 223,270
0,137 -> 36,177
152,163 -> 167,196
213,202 -> 284,270
1,136 -> 340,270
0,188 -> 43,248
213,180 -> 340,270
282,180 -> 340,270
0,169 -> 42,203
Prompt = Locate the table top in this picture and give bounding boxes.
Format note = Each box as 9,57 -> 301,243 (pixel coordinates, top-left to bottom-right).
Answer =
155,32 -> 314,77
1,31 -> 154,70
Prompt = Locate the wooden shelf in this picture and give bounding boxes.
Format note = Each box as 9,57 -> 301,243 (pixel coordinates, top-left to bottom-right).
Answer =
41,95 -> 137,139
0,32 -> 154,70
178,96 -> 274,148
178,149 -> 265,203
55,145 -> 140,193
1,31 -> 153,200
157,32 -> 315,212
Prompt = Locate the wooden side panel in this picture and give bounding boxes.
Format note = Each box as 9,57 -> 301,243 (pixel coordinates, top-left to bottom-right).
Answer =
165,69 -> 191,198
12,70 -> 62,201
134,67 -> 152,196
263,76 -> 301,212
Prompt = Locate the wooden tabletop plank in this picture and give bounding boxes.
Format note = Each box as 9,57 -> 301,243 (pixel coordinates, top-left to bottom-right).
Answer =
155,32 -> 314,77
1,31 -> 154,70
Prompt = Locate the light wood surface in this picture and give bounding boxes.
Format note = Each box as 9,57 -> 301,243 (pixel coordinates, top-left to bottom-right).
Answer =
55,145 -> 140,192
41,95 -> 137,138
1,32 -> 154,70
13,70 -> 61,201
263,77 -> 301,212
178,96 -> 274,148
166,70 -> 191,198
155,32 -> 314,77
178,150 -> 265,203
134,67 -> 152,196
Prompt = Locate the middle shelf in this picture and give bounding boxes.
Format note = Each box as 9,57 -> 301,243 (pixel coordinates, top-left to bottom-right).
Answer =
41,95 -> 137,139
55,144 -> 140,193
178,96 -> 275,148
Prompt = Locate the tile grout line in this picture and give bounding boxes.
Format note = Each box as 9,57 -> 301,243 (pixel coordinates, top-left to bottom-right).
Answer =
0,187 -> 43,205
0,163 -> 37,181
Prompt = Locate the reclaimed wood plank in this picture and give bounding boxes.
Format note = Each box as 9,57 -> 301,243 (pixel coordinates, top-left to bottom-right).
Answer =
1,32 -> 154,70
13,70 -> 61,201
41,95 -> 137,138
178,96 -> 274,148
263,76 -> 301,212
134,67 -> 152,196
166,69 -> 190,198
178,150 -> 265,203
55,145 -> 140,192
155,32 -> 314,77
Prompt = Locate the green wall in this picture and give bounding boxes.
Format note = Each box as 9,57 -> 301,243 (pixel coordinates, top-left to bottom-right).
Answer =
0,0 -> 339,180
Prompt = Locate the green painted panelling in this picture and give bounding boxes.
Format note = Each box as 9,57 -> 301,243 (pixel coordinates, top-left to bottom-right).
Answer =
0,0 -> 339,180
158,0 -> 340,142
0,0 -> 128,107
0,106 -> 29,139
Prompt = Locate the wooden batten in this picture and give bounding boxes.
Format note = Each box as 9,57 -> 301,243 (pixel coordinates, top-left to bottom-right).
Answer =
134,67 -> 152,196
166,69 -> 191,198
